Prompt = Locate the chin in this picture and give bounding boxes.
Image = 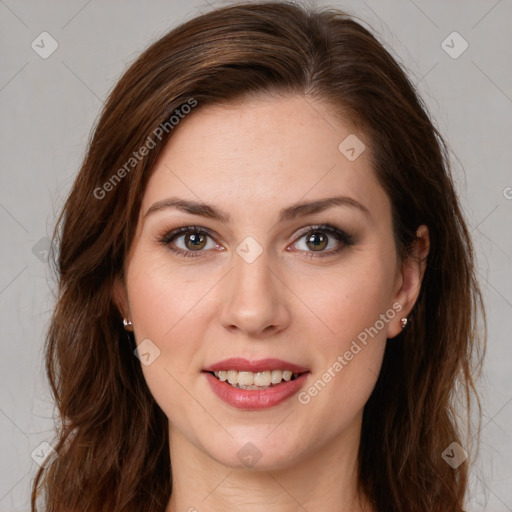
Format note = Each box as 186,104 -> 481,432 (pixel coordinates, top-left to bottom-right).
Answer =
200,430 -> 308,471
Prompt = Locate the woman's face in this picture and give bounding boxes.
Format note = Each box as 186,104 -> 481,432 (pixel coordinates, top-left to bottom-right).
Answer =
115,94 -> 423,471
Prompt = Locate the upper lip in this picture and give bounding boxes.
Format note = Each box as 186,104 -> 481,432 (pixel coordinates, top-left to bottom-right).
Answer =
203,357 -> 309,373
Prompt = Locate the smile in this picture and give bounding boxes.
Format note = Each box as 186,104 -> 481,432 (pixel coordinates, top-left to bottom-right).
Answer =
202,358 -> 310,410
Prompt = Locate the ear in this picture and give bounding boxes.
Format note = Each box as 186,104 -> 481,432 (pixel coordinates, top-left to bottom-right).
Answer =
387,225 -> 430,339
112,274 -> 131,322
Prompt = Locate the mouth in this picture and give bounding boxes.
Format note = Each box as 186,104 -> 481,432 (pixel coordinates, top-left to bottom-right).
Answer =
201,358 -> 311,410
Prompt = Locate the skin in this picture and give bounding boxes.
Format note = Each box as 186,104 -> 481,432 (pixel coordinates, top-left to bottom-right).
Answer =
113,94 -> 429,512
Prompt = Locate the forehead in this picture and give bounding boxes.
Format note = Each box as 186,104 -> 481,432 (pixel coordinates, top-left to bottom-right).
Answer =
141,95 -> 389,224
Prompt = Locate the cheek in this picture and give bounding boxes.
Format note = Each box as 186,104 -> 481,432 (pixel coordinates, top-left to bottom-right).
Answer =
124,257 -> 209,412
126,252 -> 211,340
292,254 -> 396,346
294,254 -> 395,415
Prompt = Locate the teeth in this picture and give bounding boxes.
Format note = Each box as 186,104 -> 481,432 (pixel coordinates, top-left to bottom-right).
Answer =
271,370 -> 283,384
212,369 -> 301,388
238,371 -> 254,386
253,371 -> 271,386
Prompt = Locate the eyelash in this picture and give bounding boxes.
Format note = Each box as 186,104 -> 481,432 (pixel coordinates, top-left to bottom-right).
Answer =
158,224 -> 354,259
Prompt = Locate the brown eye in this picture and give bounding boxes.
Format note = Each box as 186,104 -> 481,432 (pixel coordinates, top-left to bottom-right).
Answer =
160,226 -> 221,258
185,232 -> 207,251
305,231 -> 328,251
291,224 -> 354,259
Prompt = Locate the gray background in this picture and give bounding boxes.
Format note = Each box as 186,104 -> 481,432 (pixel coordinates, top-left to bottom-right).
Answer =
1,0 -> 511,510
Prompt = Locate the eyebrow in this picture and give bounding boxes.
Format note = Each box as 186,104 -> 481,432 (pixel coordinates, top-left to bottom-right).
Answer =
144,195 -> 371,223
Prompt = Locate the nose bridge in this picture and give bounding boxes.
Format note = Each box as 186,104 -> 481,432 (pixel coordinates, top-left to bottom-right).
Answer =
234,242 -> 274,294
219,239 -> 289,336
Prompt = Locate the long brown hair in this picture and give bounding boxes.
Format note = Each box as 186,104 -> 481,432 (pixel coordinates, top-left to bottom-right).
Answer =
31,1 -> 486,511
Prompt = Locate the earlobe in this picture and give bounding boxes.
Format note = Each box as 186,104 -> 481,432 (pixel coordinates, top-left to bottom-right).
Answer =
388,225 -> 430,339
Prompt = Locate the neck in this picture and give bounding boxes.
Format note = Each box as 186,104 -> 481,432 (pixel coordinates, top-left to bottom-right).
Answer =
165,416 -> 373,512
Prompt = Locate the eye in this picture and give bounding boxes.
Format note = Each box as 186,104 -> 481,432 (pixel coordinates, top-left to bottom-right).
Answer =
159,226 -> 222,258
158,223 -> 353,259
290,224 -> 353,259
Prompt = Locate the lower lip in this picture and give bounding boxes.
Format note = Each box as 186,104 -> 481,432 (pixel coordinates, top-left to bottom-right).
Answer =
203,372 -> 310,410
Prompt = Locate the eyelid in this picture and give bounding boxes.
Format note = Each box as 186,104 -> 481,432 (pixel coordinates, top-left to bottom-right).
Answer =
159,225 -> 217,244
158,223 -> 353,258
289,224 -> 354,254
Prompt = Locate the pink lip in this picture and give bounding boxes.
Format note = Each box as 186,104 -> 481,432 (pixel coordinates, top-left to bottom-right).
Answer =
203,357 -> 309,373
203,371 -> 310,410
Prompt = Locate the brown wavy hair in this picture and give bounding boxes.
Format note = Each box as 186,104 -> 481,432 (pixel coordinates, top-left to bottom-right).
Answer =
31,1 -> 486,511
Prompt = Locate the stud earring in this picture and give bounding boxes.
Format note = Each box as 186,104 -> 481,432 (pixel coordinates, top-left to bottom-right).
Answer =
123,318 -> 133,331
400,317 -> 408,329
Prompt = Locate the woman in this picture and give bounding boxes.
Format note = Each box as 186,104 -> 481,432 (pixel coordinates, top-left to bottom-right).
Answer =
31,2 -> 486,511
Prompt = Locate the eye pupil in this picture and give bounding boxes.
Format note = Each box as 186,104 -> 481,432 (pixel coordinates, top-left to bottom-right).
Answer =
186,232 -> 206,250
306,232 -> 328,251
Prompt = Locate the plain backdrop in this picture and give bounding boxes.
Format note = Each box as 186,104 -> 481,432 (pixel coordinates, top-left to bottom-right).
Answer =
1,0 -> 511,510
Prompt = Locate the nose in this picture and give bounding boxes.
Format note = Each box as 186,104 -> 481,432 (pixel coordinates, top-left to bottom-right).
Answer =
218,246 -> 291,339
